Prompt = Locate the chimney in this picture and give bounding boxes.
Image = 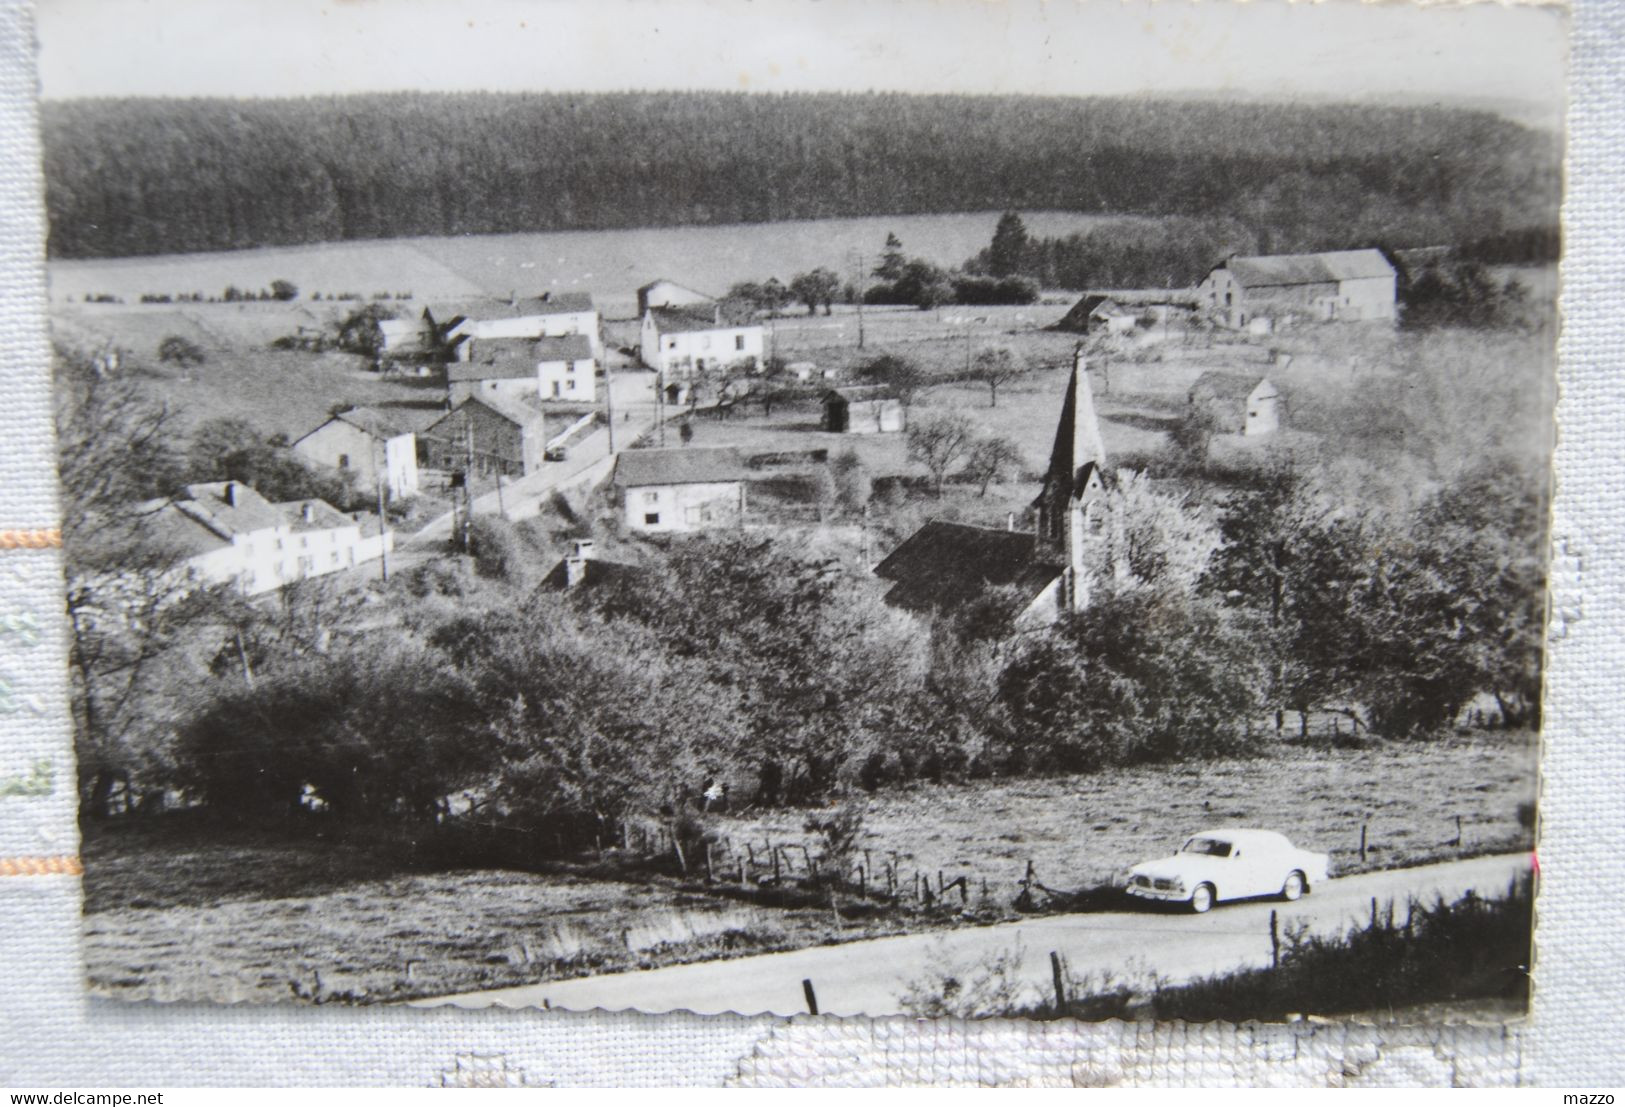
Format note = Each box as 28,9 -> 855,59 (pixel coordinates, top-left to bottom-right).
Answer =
224,482 -> 239,507
302,503 -> 314,524
564,538 -> 594,589
572,538 -> 596,561
1006,512 -> 1016,532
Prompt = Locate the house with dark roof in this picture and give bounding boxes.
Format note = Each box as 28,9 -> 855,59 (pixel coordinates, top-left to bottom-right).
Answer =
424,291 -> 600,361
292,406 -> 419,500
421,395 -> 548,478
537,538 -> 642,593
1200,249 -> 1396,330
822,386 -> 904,434
640,304 -> 764,379
451,333 -> 599,405
636,278 -> 718,317
1188,372 -> 1281,436
612,447 -> 749,533
875,347 -> 1110,626
136,481 -> 385,596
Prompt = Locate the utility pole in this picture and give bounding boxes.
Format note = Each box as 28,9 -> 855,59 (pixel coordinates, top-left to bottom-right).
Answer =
604,365 -> 616,455
461,415 -> 476,552
656,369 -> 667,447
373,441 -> 389,583
495,470 -> 506,519
847,249 -> 866,350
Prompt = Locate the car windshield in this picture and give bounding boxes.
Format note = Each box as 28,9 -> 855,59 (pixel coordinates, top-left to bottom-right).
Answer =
1181,837 -> 1233,857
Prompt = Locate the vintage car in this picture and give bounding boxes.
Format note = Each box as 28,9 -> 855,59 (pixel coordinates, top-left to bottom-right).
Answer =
1124,828 -> 1332,913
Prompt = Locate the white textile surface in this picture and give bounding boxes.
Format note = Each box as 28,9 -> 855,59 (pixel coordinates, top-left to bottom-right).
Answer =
0,0 -> 1620,1087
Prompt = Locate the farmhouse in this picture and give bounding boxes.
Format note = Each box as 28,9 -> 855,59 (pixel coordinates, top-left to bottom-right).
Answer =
640,305 -> 765,379
292,406 -> 419,500
822,386 -> 904,434
876,350 -> 1108,625
612,447 -> 748,534
421,394 -> 547,478
637,278 -> 715,315
1188,372 -> 1281,437
447,340 -> 542,405
1200,249 -> 1396,330
533,334 -> 598,402
139,480 -> 389,596
425,292 -> 601,361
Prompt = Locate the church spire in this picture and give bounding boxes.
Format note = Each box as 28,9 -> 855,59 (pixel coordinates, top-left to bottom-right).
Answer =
1045,344 -> 1107,484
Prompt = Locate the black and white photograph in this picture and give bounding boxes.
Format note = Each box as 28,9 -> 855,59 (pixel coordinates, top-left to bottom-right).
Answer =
46,0 -> 1560,1020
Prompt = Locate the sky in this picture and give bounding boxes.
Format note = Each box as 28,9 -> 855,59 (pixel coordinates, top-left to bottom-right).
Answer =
35,0 -> 1567,127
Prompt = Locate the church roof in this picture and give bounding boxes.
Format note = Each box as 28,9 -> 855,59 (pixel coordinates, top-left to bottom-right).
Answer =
873,521 -> 1062,616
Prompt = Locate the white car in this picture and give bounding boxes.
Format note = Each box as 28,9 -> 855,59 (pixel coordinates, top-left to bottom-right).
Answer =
1124,828 -> 1332,913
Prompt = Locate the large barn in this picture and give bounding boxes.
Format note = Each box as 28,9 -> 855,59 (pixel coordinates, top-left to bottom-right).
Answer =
1200,249 -> 1396,330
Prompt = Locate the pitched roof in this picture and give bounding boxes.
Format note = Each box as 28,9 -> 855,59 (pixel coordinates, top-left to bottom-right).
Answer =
1224,249 -> 1395,288
873,521 -> 1062,615
428,394 -> 546,433
612,447 -> 749,488
538,557 -> 641,592
533,292 -> 595,315
1042,361 -> 1108,498
646,304 -> 730,335
301,405 -> 413,443
1190,371 -> 1273,403
824,385 -> 894,403
638,277 -> 713,298
176,481 -> 286,538
278,498 -> 357,532
532,334 -> 594,362
135,501 -> 233,559
448,339 -> 539,382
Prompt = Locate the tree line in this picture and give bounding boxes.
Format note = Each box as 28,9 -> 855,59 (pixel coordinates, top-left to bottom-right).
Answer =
44,91 -> 1558,261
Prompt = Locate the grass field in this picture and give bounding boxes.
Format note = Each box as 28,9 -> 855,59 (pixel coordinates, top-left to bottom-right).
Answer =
49,210 -> 1141,315
82,730 -> 1536,1004
716,729 -> 1539,900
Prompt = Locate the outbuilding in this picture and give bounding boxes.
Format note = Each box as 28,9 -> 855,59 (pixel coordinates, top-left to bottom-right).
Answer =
822,386 -> 904,434
1188,372 -> 1281,437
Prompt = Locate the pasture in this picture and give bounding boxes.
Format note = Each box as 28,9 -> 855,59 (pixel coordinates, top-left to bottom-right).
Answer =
80,729 -> 1536,1005
49,210 -> 1141,316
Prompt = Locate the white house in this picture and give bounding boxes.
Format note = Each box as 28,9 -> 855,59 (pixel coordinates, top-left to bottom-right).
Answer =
534,334 -> 598,402
640,305 -> 764,379
447,339 -> 543,405
612,447 -> 749,533
1200,249 -> 1396,329
425,292 -> 601,361
140,481 -> 390,596
292,407 -> 420,500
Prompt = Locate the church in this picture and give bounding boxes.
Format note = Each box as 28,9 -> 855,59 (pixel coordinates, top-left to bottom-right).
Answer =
872,347 -> 1111,627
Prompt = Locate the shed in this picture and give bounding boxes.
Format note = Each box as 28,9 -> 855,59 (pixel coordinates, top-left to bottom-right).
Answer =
822,386 -> 904,434
1188,372 -> 1281,437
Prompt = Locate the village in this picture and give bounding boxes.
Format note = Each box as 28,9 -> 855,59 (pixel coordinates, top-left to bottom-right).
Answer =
65,243 -> 1416,604
59,221 -> 1549,1012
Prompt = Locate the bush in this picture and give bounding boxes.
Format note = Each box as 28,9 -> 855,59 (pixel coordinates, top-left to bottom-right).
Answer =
157,335 -> 206,366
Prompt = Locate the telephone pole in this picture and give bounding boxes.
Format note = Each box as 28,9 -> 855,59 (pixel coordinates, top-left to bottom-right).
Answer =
373,442 -> 389,583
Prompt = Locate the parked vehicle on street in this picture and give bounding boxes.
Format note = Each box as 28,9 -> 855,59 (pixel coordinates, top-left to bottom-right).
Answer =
1125,828 -> 1332,913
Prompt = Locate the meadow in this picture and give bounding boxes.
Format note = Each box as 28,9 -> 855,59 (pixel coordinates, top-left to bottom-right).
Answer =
81,730 -> 1536,1004
48,210 -> 1136,316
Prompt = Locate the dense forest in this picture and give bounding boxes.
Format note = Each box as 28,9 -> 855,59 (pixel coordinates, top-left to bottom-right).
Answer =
42,91 -> 1560,261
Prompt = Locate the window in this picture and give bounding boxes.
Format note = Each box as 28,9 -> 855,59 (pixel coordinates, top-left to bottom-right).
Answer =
330,551 -> 340,566
643,491 -> 659,505
685,505 -> 705,525
644,512 -> 660,526
735,335 -> 745,351
668,338 -> 678,349
300,536 -> 308,548
337,454 -> 350,468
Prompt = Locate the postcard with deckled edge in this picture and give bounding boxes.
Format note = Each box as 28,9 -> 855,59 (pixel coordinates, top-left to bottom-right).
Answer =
41,0 -> 1558,1021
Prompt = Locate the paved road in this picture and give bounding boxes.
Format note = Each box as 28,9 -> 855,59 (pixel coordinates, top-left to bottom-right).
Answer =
404,372 -> 662,548
417,852 -> 1530,1017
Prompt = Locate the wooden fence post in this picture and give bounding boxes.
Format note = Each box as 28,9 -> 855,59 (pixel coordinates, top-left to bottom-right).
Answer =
1370,896 -> 1379,930
772,845 -> 781,882
1454,814 -> 1463,847
705,843 -> 715,883
1359,823 -> 1368,864
1270,909 -> 1280,968
803,978 -> 819,1016
1050,951 -> 1067,1013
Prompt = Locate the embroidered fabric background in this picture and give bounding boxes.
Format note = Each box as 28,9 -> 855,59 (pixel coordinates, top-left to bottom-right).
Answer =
0,0 -> 1618,1086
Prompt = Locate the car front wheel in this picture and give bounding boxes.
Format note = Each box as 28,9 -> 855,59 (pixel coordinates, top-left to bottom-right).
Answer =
1189,883 -> 1215,914
1281,871 -> 1306,901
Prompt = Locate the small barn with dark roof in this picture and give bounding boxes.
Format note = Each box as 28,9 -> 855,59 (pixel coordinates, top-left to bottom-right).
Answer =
822,385 -> 904,433
292,406 -> 420,499
1188,372 -> 1281,436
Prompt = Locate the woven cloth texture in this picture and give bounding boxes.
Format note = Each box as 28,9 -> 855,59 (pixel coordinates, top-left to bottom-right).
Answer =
0,0 -> 1620,1087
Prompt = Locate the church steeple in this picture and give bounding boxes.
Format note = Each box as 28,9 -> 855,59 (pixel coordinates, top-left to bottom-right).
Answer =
1034,345 -> 1108,612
